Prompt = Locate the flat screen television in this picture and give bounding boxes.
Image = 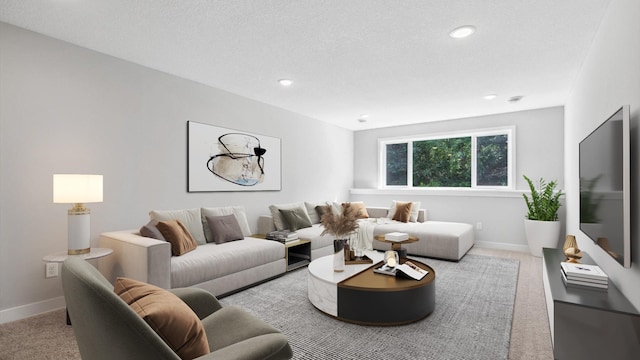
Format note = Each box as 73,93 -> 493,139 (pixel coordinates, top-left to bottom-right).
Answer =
579,105 -> 631,267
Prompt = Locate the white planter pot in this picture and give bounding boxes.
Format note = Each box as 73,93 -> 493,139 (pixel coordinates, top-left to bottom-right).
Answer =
524,219 -> 561,257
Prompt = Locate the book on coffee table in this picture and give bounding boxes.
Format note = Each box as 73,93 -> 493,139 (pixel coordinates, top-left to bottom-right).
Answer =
374,261 -> 428,280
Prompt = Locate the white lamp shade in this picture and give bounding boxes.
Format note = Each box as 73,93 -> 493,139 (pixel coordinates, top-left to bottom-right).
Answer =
53,174 -> 103,203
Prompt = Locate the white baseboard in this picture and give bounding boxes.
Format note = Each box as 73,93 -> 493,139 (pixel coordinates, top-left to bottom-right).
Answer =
475,241 -> 530,253
0,296 -> 66,324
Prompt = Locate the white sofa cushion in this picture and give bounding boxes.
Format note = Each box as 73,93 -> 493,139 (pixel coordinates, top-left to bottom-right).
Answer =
294,224 -> 335,251
150,208 -> 206,245
201,206 -> 252,241
170,237 -> 283,288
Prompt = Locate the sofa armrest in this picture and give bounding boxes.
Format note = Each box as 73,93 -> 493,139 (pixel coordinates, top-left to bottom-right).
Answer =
257,215 -> 276,234
98,230 -> 171,289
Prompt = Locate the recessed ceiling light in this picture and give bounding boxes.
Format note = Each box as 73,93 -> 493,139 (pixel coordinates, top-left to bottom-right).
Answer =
278,79 -> 293,87
357,114 -> 369,123
449,25 -> 476,39
483,93 -> 497,100
508,95 -> 524,103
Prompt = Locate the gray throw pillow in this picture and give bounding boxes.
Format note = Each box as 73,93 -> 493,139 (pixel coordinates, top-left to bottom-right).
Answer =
206,214 -> 244,244
279,208 -> 312,231
140,219 -> 166,241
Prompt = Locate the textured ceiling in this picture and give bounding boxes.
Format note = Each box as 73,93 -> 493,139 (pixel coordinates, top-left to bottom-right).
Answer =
0,0 -> 611,130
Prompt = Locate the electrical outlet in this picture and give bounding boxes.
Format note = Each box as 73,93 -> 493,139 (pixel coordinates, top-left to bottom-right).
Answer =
476,222 -> 483,230
45,263 -> 58,278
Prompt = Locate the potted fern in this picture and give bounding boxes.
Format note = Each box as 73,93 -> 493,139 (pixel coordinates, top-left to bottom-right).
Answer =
522,175 -> 563,257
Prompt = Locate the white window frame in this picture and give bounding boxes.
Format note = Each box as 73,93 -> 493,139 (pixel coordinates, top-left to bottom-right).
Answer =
378,126 -> 515,190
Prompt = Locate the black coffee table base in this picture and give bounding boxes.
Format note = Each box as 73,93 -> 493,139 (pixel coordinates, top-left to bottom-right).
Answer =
338,282 -> 435,325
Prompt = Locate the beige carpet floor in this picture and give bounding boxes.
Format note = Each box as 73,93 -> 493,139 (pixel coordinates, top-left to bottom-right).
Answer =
0,248 -> 553,360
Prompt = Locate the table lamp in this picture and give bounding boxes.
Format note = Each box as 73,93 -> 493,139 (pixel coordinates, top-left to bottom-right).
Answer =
53,174 -> 103,255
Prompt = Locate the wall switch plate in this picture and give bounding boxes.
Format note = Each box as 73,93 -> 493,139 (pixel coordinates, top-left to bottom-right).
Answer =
476,222 -> 483,230
45,263 -> 58,278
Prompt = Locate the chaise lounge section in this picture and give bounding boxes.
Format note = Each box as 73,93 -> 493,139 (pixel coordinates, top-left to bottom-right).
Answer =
259,201 -> 475,261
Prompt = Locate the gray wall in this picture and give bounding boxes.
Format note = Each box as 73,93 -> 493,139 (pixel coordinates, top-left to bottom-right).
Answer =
352,107 -> 566,251
0,23 -> 353,322
564,0 -> 640,309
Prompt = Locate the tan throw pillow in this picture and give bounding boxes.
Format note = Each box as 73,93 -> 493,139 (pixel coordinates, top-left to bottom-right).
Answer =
156,220 -> 197,256
392,201 -> 413,223
149,208 -> 207,245
388,200 -> 422,222
114,277 -> 210,360
342,201 -> 369,219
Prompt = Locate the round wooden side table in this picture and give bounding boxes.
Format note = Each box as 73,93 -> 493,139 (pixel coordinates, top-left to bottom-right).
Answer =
43,248 -> 113,324
374,234 -> 418,258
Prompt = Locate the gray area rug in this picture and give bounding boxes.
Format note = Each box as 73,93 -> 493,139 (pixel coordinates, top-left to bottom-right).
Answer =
221,254 -> 519,360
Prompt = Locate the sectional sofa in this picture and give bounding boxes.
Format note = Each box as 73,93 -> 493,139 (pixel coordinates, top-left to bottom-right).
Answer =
259,201 -> 475,261
97,202 -> 474,299
98,206 -> 286,297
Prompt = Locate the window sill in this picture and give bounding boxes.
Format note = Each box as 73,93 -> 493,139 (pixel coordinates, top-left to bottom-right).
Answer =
350,187 -> 528,198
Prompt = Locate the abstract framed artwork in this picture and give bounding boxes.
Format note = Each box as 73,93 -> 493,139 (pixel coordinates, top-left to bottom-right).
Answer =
187,121 -> 281,192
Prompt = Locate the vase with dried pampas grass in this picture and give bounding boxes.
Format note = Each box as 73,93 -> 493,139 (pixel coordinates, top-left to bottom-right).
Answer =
320,203 -> 361,271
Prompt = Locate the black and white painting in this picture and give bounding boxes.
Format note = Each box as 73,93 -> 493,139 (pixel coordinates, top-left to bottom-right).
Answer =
188,121 -> 281,192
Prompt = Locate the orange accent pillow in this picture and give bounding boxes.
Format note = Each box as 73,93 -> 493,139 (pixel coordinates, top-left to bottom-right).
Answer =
342,202 -> 369,219
156,219 -> 197,256
114,277 -> 210,359
392,201 -> 413,223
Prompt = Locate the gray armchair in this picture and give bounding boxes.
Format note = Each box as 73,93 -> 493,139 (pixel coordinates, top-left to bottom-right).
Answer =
62,257 -> 293,360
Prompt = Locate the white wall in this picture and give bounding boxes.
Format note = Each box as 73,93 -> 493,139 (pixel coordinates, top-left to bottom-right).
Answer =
352,107 -> 565,251
0,23 -> 354,322
565,0 -> 640,309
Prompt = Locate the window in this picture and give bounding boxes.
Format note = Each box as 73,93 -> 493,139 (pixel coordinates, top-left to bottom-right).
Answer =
385,143 -> 408,186
380,127 -> 514,189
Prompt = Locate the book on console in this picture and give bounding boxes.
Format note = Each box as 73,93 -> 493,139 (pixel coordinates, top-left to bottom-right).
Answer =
560,267 -> 608,285
560,262 -> 608,282
373,261 -> 428,280
561,270 -> 608,290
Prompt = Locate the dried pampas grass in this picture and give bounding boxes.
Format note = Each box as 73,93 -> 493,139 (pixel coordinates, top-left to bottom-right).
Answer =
320,203 -> 360,239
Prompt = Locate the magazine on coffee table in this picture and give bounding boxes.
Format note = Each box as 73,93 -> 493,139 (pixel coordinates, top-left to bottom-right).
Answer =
374,260 -> 428,280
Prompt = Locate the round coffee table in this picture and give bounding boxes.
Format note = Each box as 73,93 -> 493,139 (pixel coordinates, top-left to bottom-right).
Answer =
374,234 -> 419,258
308,251 -> 436,325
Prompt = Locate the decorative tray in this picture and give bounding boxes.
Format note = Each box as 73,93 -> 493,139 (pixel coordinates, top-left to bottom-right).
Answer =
345,255 -> 373,264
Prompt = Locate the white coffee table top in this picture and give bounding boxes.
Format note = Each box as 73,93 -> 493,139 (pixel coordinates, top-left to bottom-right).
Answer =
307,250 -> 384,317
308,250 -> 384,285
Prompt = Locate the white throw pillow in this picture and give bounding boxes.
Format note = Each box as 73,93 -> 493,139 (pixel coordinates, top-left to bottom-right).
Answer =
149,208 -> 206,245
387,201 -> 422,222
304,201 -> 330,224
201,206 -> 252,241
269,202 -> 309,231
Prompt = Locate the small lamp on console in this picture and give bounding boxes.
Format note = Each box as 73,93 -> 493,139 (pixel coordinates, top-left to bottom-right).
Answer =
53,174 -> 103,255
